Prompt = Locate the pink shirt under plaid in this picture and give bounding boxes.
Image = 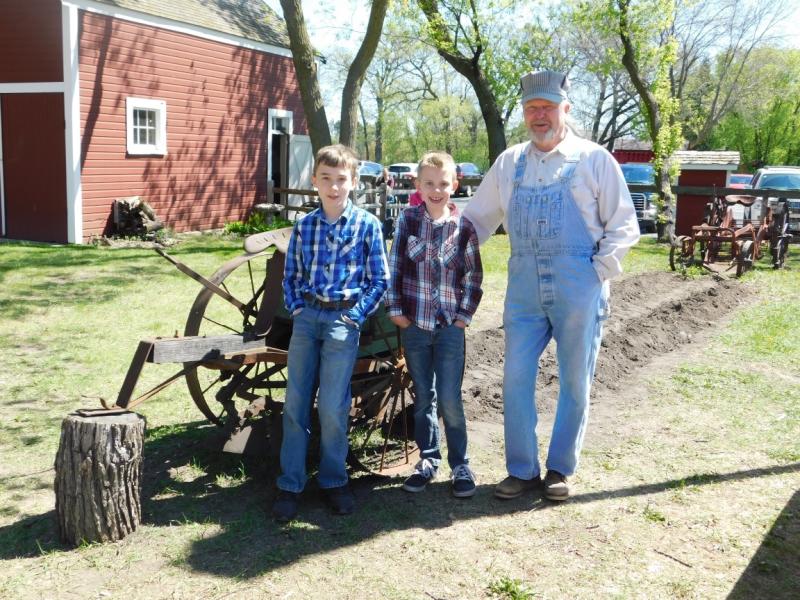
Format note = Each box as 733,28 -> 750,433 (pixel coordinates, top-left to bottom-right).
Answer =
387,204 -> 483,331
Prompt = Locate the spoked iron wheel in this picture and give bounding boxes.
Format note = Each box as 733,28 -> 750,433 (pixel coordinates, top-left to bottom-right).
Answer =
347,352 -> 419,476
181,246 -> 418,475
669,236 -> 694,271
771,203 -> 790,269
735,240 -> 755,277
183,250 -> 287,429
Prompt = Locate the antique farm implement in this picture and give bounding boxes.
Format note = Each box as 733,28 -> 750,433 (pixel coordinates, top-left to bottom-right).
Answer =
670,193 -> 791,276
108,227 -> 416,475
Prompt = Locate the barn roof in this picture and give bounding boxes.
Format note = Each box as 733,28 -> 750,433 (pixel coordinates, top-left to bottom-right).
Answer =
91,0 -> 290,48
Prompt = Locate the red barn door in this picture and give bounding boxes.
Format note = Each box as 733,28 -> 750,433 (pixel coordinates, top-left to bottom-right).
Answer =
1,93 -> 68,242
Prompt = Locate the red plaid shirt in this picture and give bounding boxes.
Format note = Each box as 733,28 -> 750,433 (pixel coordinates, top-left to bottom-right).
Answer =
387,204 -> 483,331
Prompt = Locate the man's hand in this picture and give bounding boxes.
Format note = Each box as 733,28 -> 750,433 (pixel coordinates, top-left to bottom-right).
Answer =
390,315 -> 412,329
454,320 -> 467,329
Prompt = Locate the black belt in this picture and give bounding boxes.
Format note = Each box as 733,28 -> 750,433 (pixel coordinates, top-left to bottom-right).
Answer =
304,293 -> 356,310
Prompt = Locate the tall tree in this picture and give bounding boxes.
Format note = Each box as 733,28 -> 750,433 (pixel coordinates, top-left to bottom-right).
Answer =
279,0 -> 389,153
578,0 -> 683,241
415,0 -> 572,163
616,0 -> 683,241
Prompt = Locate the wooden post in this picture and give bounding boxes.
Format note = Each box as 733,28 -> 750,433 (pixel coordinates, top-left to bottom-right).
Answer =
54,410 -> 145,546
378,183 -> 387,223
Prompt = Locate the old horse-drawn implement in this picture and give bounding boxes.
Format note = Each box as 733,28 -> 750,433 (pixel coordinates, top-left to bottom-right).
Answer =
669,193 -> 791,276
108,227 -> 417,475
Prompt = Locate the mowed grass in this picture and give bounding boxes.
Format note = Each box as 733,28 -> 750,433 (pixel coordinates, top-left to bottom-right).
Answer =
0,232 -> 798,599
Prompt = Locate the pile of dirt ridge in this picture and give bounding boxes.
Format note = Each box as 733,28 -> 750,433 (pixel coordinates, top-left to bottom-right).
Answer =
461,271 -> 749,423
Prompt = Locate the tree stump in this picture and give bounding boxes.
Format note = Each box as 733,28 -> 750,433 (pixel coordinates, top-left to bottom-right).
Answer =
54,410 -> 145,546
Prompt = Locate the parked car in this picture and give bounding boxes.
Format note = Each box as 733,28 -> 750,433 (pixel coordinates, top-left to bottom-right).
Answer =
455,162 -> 483,197
356,161 -> 384,196
620,162 -> 657,233
750,166 -> 800,237
388,162 -> 418,190
358,160 -> 383,179
729,173 -> 753,189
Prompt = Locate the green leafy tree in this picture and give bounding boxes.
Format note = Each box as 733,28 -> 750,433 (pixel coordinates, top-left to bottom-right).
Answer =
708,48 -> 800,169
578,0 -> 683,241
416,0 -> 572,163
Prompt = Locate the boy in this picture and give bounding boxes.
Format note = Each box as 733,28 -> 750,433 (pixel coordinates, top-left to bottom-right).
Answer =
273,144 -> 390,522
386,151 -> 483,497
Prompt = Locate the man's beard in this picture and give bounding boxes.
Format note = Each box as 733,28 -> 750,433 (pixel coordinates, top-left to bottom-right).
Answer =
528,126 -> 556,145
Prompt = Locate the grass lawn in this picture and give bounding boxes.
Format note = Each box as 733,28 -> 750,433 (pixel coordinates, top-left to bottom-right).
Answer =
0,233 -> 797,599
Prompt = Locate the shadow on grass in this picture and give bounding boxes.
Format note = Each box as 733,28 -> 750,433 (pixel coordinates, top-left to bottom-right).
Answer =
0,240 -> 244,320
1,420 -> 798,580
728,487 -> 800,599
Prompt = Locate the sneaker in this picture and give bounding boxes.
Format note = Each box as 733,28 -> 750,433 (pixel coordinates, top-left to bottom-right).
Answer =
451,464 -> 476,498
494,475 -> 543,500
402,458 -> 438,493
322,484 -> 355,515
544,470 -> 569,501
272,490 -> 299,522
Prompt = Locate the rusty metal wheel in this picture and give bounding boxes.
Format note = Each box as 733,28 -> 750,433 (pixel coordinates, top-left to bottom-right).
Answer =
183,249 -> 286,427
181,245 -> 417,475
669,236 -> 693,271
736,240 -> 754,277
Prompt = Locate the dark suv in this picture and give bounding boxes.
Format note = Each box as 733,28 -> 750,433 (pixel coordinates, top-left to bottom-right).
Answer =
455,163 -> 483,197
620,163 -> 657,233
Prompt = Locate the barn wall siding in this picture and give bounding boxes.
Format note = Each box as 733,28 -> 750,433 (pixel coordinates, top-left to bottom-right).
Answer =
0,0 -> 63,83
78,11 -> 306,239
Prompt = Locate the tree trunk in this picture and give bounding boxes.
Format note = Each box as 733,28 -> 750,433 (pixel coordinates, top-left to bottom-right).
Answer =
339,0 -> 389,148
417,0 -> 507,163
279,0 -> 331,154
54,411 -> 145,546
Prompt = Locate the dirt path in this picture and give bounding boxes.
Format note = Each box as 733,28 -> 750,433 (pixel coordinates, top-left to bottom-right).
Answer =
462,271 -> 751,424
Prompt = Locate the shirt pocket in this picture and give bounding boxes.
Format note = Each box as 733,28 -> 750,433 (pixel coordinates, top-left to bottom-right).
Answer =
406,235 -> 427,262
535,190 -> 563,239
338,235 -> 361,268
442,240 -> 462,271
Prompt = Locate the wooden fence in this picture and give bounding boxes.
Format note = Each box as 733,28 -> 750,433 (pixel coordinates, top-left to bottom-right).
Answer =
265,174 -> 484,225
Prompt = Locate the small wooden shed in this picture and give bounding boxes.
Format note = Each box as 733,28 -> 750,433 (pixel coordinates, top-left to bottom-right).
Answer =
674,150 -> 740,236
0,0 -> 311,243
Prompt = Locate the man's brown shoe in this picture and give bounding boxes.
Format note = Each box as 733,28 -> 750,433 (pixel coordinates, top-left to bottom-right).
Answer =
544,470 -> 569,501
494,475 -> 542,499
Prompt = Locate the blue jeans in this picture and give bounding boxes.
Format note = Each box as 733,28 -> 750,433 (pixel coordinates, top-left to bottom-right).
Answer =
401,323 -> 468,470
277,306 -> 360,492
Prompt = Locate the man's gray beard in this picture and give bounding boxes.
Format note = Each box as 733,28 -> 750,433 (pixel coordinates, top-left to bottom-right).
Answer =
528,127 -> 555,145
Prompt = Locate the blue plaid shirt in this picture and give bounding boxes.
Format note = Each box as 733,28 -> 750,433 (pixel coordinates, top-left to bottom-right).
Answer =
283,200 -> 390,325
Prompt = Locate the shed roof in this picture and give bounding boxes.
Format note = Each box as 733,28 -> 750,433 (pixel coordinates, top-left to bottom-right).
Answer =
673,150 -> 740,170
91,0 -> 290,48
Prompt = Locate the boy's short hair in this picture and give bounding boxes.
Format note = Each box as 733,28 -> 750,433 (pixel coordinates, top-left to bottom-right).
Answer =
314,144 -> 359,178
417,151 -> 457,182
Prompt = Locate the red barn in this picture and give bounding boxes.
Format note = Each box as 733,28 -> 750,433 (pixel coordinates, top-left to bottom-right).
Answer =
0,0 -> 310,243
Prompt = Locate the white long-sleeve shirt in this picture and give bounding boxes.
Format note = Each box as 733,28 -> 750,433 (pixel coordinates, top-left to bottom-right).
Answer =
463,131 -> 640,281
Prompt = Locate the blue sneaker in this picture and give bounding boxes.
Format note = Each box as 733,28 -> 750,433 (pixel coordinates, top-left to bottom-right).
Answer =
451,464 -> 476,498
402,458 -> 437,492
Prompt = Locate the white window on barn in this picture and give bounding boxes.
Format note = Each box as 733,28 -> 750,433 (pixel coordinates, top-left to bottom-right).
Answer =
126,97 -> 167,155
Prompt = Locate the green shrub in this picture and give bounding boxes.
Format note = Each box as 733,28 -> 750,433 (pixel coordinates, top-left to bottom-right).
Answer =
224,213 -> 292,236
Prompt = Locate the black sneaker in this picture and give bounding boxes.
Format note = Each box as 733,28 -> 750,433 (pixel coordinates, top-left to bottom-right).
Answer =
322,484 -> 355,515
272,490 -> 299,522
451,464 -> 476,498
402,458 -> 438,493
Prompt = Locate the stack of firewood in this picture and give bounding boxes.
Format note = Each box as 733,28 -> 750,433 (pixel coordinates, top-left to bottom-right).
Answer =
112,196 -> 163,237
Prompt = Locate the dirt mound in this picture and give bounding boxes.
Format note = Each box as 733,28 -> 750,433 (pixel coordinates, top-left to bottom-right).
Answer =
462,271 -> 750,423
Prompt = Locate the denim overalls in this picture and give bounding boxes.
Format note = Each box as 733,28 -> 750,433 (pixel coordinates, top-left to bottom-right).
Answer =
503,144 -> 609,479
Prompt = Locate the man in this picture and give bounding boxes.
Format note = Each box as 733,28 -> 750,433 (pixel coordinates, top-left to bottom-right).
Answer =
463,70 -> 639,501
